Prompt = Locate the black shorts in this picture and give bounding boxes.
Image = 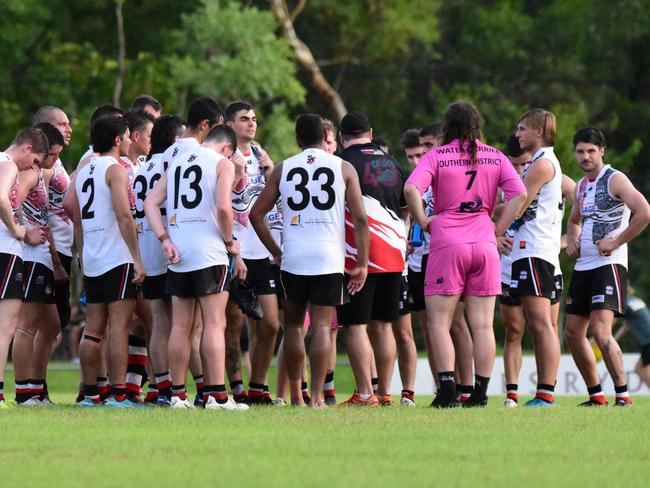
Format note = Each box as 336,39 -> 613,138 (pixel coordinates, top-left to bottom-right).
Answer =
142,273 -> 168,300
565,264 -> 627,317
23,261 -> 55,304
166,264 -> 230,298
84,263 -> 138,304
407,253 -> 427,312
0,253 -> 23,300
243,258 -> 282,296
55,252 -> 72,328
398,275 -> 410,316
499,282 -> 521,307
337,272 -> 402,325
510,257 -> 558,301
501,274 -> 563,306
280,271 -> 347,307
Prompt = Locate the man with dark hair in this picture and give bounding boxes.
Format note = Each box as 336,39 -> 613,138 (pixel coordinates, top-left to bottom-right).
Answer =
226,101 -> 282,405
0,129 -> 49,407
565,127 -> 650,406
121,109 -> 156,402
131,95 -> 162,119
336,111 -> 408,407
419,123 -> 443,150
510,109 -> 564,407
12,122 -> 66,406
68,115 -> 146,408
32,108 -> 74,343
251,113 -> 369,406
134,115 -> 184,405
125,110 -> 155,166
145,98 -> 232,406
144,124 -> 247,411
401,129 -> 425,168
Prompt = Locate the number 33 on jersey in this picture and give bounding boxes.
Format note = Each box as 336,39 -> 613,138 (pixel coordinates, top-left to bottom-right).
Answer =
279,148 -> 346,275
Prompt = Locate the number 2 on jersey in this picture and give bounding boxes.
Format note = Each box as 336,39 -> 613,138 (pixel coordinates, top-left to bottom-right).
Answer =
81,178 -> 95,219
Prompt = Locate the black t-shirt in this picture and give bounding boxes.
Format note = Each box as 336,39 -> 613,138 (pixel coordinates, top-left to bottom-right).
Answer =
341,142 -> 407,217
341,142 -> 408,273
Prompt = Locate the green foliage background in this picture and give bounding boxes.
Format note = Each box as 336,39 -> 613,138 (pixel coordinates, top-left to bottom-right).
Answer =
1,0 -> 649,299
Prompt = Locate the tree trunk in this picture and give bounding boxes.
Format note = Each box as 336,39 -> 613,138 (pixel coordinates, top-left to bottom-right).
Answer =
112,0 -> 126,107
270,0 -> 347,121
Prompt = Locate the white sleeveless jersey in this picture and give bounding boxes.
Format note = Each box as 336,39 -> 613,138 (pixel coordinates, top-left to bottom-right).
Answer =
511,147 -> 563,269
75,156 -> 133,277
22,166 -> 52,269
575,164 -> 630,271
279,148 -> 346,275
134,153 -> 168,276
48,159 -> 73,256
166,146 -> 228,272
0,153 -> 22,257
407,187 -> 434,272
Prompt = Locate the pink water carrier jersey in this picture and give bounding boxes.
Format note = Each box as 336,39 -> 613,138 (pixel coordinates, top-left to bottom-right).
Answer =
406,139 -> 525,249
22,165 -> 52,269
0,152 -> 21,257
48,159 -> 73,256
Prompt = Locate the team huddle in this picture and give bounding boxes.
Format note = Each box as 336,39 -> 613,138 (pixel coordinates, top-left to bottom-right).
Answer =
0,95 -> 648,410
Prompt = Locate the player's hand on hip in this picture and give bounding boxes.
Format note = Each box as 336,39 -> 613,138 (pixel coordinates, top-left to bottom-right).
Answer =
596,237 -> 617,256
347,266 -> 368,295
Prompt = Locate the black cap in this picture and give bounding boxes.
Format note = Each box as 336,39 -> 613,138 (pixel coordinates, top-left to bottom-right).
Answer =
340,111 -> 371,135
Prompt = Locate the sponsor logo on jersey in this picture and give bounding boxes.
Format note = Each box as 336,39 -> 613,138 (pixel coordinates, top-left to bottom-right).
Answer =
136,222 -> 143,234
592,294 -> 605,303
169,214 -> 177,227
519,271 -> 528,280
307,155 -> 315,165
436,277 -> 443,284
36,275 -> 45,285
290,215 -> 301,226
45,285 -> 52,295
519,240 -> 526,249
605,285 -> 614,295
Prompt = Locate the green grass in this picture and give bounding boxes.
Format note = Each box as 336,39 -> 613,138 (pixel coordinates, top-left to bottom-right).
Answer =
1,365 -> 649,487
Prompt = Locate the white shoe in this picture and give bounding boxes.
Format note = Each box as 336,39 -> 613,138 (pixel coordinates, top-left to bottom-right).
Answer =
170,396 -> 195,409
39,398 -> 55,407
273,398 -> 287,407
400,396 -> 416,407
503,398 -> 518,408
205,396 -> 249,411
19,396 -> 44,407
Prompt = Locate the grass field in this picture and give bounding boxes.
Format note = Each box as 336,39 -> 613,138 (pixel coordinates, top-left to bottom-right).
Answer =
1,363 -> 649,487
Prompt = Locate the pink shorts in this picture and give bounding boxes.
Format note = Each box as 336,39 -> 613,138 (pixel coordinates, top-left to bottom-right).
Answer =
304,310 -> 339,330
424,242 -> 501,296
